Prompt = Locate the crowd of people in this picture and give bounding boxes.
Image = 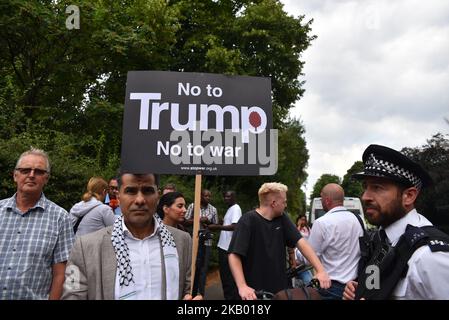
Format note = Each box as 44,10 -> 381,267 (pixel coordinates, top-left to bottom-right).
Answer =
0,144 -> 448,300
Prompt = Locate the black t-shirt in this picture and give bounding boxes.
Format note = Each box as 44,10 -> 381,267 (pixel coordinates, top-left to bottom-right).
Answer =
228,210 -> 301,294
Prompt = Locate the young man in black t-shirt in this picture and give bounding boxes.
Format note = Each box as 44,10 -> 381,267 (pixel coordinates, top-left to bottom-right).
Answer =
228,182 -> 331,300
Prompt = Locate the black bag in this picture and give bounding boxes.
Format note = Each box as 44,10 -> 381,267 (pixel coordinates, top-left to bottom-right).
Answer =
72,202 -> 103,233
73,216 -> 84,233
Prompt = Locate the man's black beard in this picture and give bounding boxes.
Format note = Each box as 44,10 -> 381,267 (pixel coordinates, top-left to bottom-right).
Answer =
364,196 -> 407,228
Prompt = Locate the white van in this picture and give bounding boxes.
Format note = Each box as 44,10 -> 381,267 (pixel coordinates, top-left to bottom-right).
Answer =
308,197 -> 365,225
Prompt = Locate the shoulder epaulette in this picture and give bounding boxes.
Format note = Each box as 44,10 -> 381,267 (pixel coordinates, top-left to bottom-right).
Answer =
404,224 -> 449,253
427,239 -> 449,252
403,225 -> 428,247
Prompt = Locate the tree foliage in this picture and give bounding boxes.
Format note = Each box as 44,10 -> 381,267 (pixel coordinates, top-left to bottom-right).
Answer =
166,117 -> 310,217
1,0 -> 315,217
276,118 -> 309,216
341,161 -> 364,197
310,174 -> 341,200
402,133 -> 449,233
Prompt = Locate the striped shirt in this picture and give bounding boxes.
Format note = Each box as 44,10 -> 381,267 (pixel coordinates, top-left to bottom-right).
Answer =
0,193 -> 75,299
186,203 -> 218,246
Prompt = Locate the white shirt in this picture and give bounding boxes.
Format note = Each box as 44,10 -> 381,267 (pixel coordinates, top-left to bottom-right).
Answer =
114,219 -> 162,300
217,204 -> 242,251
384,209 -> 449,300
297,206 -> 364,283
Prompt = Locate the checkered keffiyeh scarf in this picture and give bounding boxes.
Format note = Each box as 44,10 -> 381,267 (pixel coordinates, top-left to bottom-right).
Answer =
111,214 -> 179,299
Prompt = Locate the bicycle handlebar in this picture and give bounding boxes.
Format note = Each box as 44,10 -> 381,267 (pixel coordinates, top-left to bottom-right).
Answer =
286,264 -> 314,279
253,278 -> 321,300
309,278 -> 321,290
254,290 -> 275,300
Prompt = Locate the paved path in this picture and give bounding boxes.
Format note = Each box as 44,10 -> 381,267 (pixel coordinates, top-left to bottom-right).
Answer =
204,268 -> 224,300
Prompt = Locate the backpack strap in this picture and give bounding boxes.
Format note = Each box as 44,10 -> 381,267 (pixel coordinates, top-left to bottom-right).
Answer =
351,210 -> 376,278
73,202 -> 104,233
351,211 -> 366,232
73,216 -> 83,233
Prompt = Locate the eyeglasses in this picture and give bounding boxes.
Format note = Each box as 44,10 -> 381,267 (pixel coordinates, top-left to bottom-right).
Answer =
108,186 -> 119,191
15,167 -> 49,176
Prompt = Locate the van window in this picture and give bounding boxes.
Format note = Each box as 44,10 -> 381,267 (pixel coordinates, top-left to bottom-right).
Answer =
309,197 -> 364,225
315,209 -> 326,220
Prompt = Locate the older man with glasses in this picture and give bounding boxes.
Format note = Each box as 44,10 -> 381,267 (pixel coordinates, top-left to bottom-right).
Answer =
0,147 -> 74,300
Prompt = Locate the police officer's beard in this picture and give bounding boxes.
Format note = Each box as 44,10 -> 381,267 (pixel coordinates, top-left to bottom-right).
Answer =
364,196 -> 407,228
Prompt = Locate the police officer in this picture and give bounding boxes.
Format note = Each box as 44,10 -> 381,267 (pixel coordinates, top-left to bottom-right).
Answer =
343,144 -> 449,300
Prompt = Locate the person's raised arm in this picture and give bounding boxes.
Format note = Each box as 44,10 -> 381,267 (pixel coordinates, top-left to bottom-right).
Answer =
297,238 -> 331,289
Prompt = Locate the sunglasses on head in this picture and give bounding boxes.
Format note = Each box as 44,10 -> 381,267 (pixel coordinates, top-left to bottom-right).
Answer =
15,167 -> 48,176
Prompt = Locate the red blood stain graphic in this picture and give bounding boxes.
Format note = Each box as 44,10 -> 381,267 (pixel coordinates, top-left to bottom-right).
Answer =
249,112 -> 261,131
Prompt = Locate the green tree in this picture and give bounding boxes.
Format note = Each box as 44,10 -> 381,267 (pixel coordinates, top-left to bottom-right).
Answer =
310,174 -> 341,200
402,133 -> 449,233
198,117 -> 309,217
0,128 -> 117,210
341,161 -> 364,197
275,118 -> 309,216
170,0 -> 316,128
0,0 -> 315,242
0,0 -> 312,132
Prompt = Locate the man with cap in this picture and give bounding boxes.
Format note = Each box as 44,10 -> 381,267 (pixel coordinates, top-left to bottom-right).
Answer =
343,144 -> 449,300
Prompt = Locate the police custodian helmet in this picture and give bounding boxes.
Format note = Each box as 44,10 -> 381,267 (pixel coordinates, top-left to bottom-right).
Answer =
352,144 -> 432,190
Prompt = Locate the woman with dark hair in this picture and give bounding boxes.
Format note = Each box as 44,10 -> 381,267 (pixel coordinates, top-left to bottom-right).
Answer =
156,192 -> 187,231
293,214 -> 313,286
296,215 -> 310,239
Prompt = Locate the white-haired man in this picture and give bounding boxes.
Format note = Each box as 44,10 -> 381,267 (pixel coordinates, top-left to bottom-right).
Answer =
0,147 -> 74,299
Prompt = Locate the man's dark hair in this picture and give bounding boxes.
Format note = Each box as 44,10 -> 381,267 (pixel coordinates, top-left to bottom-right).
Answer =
296,214 -> 305,222
117,172 -> 159,189
109,176 -> 119,183
223,190 -> 236,197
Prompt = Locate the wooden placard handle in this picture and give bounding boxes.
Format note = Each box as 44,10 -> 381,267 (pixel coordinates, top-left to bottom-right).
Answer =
190,174 -> 202,295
